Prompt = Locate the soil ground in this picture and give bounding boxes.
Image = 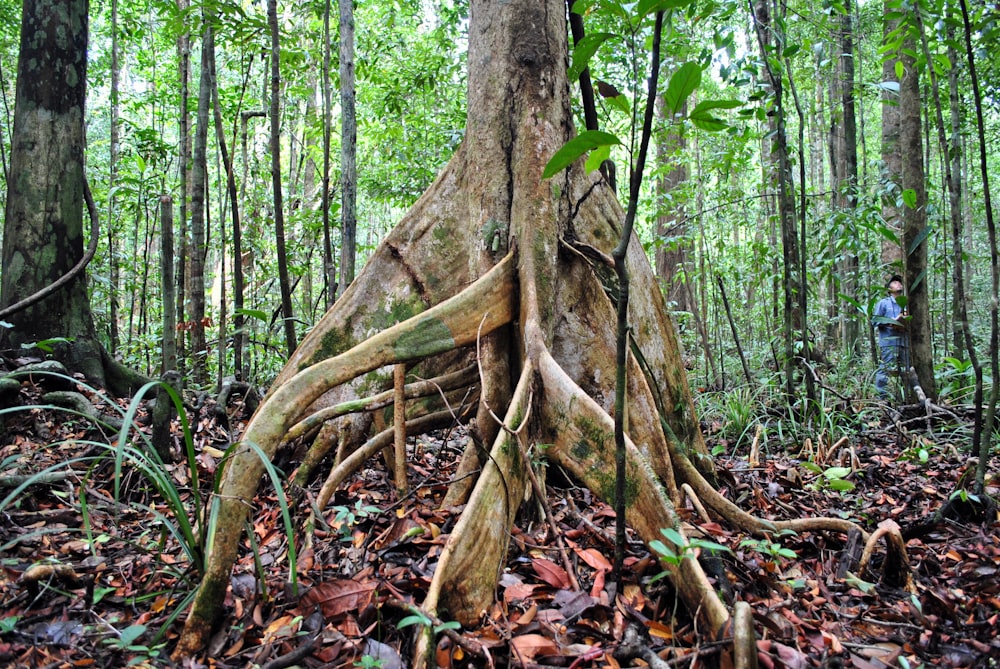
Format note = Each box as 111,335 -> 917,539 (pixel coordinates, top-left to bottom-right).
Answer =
0,375 -> 998,668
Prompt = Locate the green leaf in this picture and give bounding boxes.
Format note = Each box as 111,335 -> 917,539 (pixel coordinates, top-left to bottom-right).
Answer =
637,0 -> 694,17
542,130 -> 622,179
584,143 -> 611,173
895,60 -> 905,80
235,307 -> 269,322
901,188 -> 917,209
908,225 -> 932,254
118,624 -> 148,646
689,113 -> 728,132
664,62 -> 701,116
398,613 -> 432,629
828,479 -> 856,492
690,99 -> 742,115
434,621 -> 462,633
823,466 -> 852,480
569,32 -> 614,82
606,94 -> 631,115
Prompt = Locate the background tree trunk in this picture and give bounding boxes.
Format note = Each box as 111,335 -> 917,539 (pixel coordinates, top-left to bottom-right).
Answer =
188,23 -> 212,387
321,0 -> 336,307
338,0 -> 357,298
269,0 -> 297,355
899,27 -> 936,399
108,0 -> 121,356
751,0 -> 800,399
880,3 -> 902,268
834,3 -> 860,355
655,98 -> 689,313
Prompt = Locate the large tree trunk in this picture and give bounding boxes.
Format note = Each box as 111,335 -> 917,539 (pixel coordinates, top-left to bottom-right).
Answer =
171,0 -> 852,661
0,0 -> 145,396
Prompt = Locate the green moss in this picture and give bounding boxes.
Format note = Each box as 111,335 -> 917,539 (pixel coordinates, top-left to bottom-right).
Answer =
433,225 -> 451,242
364,293 -> 426,333
393,316 -> 456,360
592,467 -> 639,507
572,415 -> 608,461
358,370 -> 393,397
302,323 -> 358,372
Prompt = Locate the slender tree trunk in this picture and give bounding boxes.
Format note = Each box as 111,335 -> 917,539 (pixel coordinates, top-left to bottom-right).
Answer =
958,0 -> 998,495
655,97 -> 689,312
209,32 -> 239,385
751,0 -> 799,399
785,50 -> 816,407
176,0 -> 191,375
152,195 -> 178,458
108,0 -> 121,356
338,0 -> 357,298
237,109 -> 265,379
946,24 -> 966,361
269,0 -> 297,355
187,23 -> 214,386
836,3 -> 860,355
898,26 -> 935,399
880,3 -> 902,268
322,0 -> 336,307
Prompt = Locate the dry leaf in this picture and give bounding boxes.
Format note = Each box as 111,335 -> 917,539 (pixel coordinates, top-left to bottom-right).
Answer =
531,557 -> 570,589
510,633 -> 559,660
296,578 -> 375,619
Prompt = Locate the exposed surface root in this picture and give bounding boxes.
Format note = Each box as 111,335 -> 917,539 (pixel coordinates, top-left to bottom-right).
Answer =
858,519 -> 917,593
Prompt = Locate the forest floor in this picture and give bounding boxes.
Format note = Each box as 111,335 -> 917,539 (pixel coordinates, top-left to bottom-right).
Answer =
0,374 -> 998,669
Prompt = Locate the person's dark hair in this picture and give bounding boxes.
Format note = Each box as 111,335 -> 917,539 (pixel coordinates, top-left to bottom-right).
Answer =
887,274 -> 903,288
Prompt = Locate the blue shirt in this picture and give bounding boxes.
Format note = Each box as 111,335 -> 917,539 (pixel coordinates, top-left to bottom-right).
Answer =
873,295 -> 905,344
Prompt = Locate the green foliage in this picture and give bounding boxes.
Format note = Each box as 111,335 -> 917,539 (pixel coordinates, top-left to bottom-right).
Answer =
396,607 -> 462,636
739,530 -> 798,569
102,623 -> 166,665
801,462 -> 856,492
649,526 -> 731,581
542,130 -> 623,178
354,655 -> 386,669
935,357 -> 981,402
328,499 -> 381,542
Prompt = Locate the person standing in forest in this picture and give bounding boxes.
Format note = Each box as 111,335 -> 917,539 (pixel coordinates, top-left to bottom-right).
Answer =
873,275 -> 909,399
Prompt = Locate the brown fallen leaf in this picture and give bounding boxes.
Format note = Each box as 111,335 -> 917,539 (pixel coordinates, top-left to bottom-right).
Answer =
295,578 -> 376,619
510,633 -> 559,660
532,557 -> 570,589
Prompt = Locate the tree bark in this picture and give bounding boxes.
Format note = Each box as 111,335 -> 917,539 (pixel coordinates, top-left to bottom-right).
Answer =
898,25 -> 935,400
269,0 -> 297,356
322,0 -> 336,307
173,0 -> 777,661
655,97 -> 689,312
338,0 -> 357,298
751,0 -> 800,399
880,2 -> 903,267
188,22 -> 212,387
0,0 -> 98,373
834,3 -> 860,355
